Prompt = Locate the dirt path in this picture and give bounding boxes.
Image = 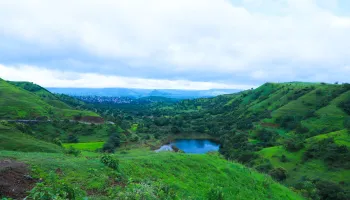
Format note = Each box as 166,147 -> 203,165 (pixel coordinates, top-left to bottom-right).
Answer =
0,159 -> 36,199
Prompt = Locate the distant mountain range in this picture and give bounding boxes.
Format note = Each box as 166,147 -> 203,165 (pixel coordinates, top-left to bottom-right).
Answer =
46,88 -> 240,99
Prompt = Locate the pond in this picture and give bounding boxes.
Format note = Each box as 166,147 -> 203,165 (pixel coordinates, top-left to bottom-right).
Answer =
155,139 -> 220,154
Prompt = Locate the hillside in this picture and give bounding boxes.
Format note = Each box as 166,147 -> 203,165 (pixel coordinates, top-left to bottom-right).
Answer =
0,123 -> 62,153
0,79 -> 100,121
97,82 -> 349,199
1,81 -> 349,199
0,148 -> 303,200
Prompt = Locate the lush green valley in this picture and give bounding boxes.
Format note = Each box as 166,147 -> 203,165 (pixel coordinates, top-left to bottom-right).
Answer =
1,80 -> 349,199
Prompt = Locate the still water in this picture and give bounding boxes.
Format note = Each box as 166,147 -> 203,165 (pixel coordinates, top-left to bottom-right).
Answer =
172,139 -> 220,154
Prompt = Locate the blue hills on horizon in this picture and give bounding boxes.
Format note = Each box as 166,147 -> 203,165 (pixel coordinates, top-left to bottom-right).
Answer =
47,87 -> 241,99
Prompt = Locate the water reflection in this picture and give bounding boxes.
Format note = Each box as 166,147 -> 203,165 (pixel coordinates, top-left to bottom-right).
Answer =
172,139 -> 220,154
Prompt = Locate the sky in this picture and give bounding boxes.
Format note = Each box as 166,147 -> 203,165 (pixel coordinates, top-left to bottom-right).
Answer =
0,0 -> 349,90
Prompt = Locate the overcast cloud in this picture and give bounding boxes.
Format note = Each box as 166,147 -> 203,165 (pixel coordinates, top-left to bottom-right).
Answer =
0,0 -> 349,89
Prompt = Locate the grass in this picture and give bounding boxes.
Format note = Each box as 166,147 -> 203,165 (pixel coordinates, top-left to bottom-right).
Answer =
130,123 -> 138,132
63,142 -> 105,151
307,129 -> 350,147
258,130 -> 350,188
0,79 -> 100,120
0,149 -> 304,200
0,124 -> 63,153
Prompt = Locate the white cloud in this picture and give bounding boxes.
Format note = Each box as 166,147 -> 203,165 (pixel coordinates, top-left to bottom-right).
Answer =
0,0 -> 349,84
0,64 -> 255,90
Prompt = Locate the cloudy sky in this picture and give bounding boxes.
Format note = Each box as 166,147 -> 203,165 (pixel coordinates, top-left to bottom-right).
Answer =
0,0 -> 349,89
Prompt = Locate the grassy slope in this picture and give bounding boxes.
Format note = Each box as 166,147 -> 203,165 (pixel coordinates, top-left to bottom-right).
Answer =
180,82 -> 349,190
63,142 -> 104,151
0,124 -> 62,153
0,149 -> 303,200
0,79 -> 99,119
258,129 -> 350,187
0,79 -> 51,119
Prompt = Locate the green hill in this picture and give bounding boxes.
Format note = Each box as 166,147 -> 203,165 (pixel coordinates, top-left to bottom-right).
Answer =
258,129 -> 350,188
0,123 -> 62,153
1,80 -> 349,199
107,82 -> 349,199
0,79 -> 100,120
0,149 -> 303,200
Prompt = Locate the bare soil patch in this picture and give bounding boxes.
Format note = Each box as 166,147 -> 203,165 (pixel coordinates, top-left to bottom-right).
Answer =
261,123 -> 280,128
0,159 -> 36,199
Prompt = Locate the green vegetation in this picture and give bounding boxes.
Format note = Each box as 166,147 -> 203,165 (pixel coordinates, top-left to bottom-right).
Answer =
0,149 -> 303,200
2,79 -> 350,199
0,123 -> 62,153
63,142 -> 104,151
0,79 -> 100,120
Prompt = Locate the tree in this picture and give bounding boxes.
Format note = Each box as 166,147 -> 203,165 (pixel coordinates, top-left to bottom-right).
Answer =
315,180 -> 349,200
255,128 -> 278,146
67,134 -> 79,143
344,117 -> 350,131
170,126 -> 181,134
283,135 -> 305,152
269,167 -> 288,181
102,133 -> 121,153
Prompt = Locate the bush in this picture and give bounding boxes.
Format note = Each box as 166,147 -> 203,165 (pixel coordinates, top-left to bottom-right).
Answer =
303,138 -> 350,168
101,154 -> 119,170
236,151 -> 259,164
339,99 -> 350,115
255,162 -> 273,173
207,186 -> 224,200
111,182 -> 177,200
28,172 -> 85,200
52,138 -> 62,146
154,132 -> 161,139
315,180 -> 349,200
269,167 -> 288,181
283,136 -> 305,152
65,146 -> 81,157
102,133 -> 121,153
294,180 -> 320,200
131,135 -> 140,142
67,134 -> 79,143
255,128 -> 278,147
344,117 -> 350,131
295,125 -> 309,134
280,154 -> 288,162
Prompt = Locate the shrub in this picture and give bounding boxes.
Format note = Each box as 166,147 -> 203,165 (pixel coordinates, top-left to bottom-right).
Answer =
154,132 -> 161,139
269,167 -> 288,181
344,117 -> 350,131
255,162 -> 273,173
28,173 -> 85,200
111,182 -> 177,200
255,128 -> 278,147
315,180 -> 349,200
295,125 -> 309,134
339,99 -> 350,115
280,155 -> 288,163
143,134 -> 151,140
293,180 -> 320,200
52,138 -> 62,146
102,133 -> 121,153
207,186 -> 224,200
303,138 -> 350,168
101,154 -> 119,170
283,136 -> 305,152
67,134 -> 79,143
236,151 -> 258,164
65,146 -> 81,157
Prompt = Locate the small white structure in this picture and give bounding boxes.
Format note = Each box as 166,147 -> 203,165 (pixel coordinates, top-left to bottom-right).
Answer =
155,145 -> 173,152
